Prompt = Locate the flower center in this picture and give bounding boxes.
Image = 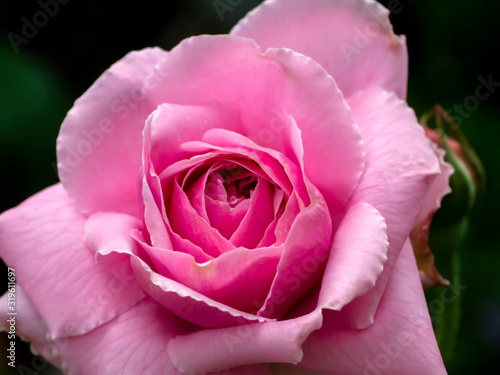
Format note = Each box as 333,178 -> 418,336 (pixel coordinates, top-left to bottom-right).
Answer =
205,165 -> 258,207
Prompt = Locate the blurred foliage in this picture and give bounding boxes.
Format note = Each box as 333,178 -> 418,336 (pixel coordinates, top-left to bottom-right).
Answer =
0,0 -> 499,374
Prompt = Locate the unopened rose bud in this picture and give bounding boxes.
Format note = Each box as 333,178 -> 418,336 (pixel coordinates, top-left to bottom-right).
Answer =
413,105 -> 485,289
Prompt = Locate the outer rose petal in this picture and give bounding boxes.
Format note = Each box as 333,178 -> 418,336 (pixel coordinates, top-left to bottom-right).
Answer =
57,47 -> 167,217
0,184 -> 145,339
231,0 -> 408,98
297,241 -> 447,375
143,35 -> 364,223
341,87 -> 441,328
168,311 -> 323,375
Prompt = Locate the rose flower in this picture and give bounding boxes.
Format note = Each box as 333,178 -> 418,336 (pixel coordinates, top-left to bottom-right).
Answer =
1,0 -> 450,374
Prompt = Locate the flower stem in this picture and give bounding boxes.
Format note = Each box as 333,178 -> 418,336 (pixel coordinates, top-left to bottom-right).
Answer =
431,218 -> 468,364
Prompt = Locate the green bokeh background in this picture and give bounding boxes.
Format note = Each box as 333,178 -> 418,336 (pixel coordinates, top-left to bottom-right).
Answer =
0,0 -> 498,374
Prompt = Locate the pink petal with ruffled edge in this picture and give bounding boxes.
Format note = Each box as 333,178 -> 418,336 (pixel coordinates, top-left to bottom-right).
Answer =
231,0 -> 408,99
297,241 -> 447,375
318,202 -> 388,310
57,47 -> 166,216
168,311 -> 323,375
0,184 -> 145,340
340,87 -> 441,329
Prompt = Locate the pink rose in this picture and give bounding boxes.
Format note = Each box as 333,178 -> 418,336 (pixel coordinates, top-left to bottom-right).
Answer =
1,0 -> 450,374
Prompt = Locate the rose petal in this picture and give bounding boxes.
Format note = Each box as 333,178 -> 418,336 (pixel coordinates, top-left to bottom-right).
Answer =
0,184 -> 145,340
141,109 -> 175,249
272,192 -> 301,246
229,178 -> 276,248
84,211 -> 143,257
205,194 -> 251,240
341,87 -> 441,328
258,183 -> 332,319
144,103 -> 241,174
141,172 -> 175,249
56,299 -> 194,374
318,202 -> 388,310
186,165 -> 215,223
282,202 -> 389,321
168,177 -> 234,257
265,47 -> 365,221
231,0 -> 408,98
168,311 -> 323,375
298,241 -> 447,375
57,47 -> 166,216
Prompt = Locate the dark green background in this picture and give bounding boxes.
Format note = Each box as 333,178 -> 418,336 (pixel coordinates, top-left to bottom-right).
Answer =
0,0 -> 498,374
